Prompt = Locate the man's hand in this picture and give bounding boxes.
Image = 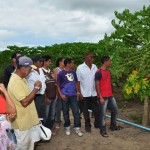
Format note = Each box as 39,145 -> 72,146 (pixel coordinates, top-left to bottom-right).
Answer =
6,113 -> 16,121
61,94 -> 67,101
34,81 -> 42,88
77,93 -> 83,101
100,97 -> 105,105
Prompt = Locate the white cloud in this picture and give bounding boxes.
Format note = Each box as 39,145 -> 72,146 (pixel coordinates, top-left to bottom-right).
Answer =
0,0 -> 149,50
0,30 -> 16,38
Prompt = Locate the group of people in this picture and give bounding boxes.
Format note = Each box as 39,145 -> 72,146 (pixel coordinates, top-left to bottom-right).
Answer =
0,51 -> 122,149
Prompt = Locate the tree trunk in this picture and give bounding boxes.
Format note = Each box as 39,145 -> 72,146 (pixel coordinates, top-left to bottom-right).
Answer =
142,96 -> 150,126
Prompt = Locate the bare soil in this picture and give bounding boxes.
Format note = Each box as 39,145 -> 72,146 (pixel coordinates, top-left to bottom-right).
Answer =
36,100 -> 150,150
37,86 -> 150,150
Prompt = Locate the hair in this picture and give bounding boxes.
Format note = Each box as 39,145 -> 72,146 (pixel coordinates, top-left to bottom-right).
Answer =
84,52 -> 93,59
11,51 -> 21,59
56,57 -> 64,67
42,55 -> 51,61
64,58 -> 72,66
101,55 -> 110,64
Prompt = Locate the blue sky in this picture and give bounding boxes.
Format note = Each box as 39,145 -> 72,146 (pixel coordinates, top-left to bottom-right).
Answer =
0,0 -> 149,51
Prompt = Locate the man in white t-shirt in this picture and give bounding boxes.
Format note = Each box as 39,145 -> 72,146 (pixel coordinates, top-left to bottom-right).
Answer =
76,52 -> 100,133
26,55 -> 46,123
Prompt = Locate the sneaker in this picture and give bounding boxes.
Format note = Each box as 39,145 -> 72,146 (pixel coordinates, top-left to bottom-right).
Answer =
74,128 -> 83,137
65,127 -> 70,135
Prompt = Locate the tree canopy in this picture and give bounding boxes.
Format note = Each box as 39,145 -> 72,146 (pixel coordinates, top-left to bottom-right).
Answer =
0,5 -> 149,101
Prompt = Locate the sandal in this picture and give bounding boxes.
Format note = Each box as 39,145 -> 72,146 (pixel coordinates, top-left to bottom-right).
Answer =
110,125 -> 123,131
101,131 -> 109,137
55,123 -> 60,129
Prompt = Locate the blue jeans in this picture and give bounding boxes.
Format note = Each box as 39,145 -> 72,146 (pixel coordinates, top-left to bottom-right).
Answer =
62,96 -> 81,128
98,96 -> 118,133
55,96 -> 62,123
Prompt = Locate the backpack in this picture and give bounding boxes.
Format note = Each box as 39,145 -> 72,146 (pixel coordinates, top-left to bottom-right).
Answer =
42,69 -> 57,99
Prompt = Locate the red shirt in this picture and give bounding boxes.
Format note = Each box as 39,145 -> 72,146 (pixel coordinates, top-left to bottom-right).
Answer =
0,94 -> 6,114
95,69 -> 113,97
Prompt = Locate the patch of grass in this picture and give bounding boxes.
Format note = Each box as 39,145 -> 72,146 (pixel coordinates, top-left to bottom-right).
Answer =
130,114 -> 138,120
130,114 -> 142,124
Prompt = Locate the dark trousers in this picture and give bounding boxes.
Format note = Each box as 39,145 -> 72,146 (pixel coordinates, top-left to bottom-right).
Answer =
55,96 -> 62,123
45,98 -> 56,129
83,96 -> 100,128
62,96 -> 81,128
34,94 -> 46,121
79,100 -> 84,115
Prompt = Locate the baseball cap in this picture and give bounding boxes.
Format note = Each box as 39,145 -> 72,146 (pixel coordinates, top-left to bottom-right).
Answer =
31,55 -> 45,63
16,56 -> 37,69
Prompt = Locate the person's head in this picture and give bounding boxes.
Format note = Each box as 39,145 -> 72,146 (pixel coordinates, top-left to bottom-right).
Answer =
84,52 -> 94,65
16,56 -> 36,77
64,58 -> 73,69
42,55 -> 52,68
101,55 -> 112,67
71,60 -> 75,69
56,58 -> 64,68
11,51 -> 21,64
31,55 -> 45,68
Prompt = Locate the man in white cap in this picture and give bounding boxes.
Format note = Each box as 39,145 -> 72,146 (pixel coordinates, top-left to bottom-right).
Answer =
8,56 -> 42,150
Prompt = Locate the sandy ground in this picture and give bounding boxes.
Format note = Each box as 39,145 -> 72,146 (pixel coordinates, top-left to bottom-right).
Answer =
36,102 -> 150,150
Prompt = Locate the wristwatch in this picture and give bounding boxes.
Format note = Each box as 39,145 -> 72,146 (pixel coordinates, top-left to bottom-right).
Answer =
34,86 -> 40,90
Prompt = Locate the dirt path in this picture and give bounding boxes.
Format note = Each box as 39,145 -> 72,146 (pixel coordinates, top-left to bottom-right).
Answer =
37,103 -> 150,150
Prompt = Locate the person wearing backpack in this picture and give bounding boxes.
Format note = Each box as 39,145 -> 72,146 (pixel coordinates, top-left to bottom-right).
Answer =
42,55 -> 57,129
95,55 -> 122,137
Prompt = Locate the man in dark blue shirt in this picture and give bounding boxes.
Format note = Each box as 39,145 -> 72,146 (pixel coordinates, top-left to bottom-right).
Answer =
3,51 -> 21,88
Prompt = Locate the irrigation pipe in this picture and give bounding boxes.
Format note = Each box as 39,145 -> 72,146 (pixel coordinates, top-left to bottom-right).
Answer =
88,109 -> 150,132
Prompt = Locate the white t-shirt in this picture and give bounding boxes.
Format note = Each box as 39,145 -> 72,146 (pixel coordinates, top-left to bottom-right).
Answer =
26,68 -> 46,95
76,62 -> 97,97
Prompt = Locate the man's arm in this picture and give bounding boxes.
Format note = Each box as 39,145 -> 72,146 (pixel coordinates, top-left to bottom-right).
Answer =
76,81 -> 83,100
53,68 -> 58,81
0,83 -> 16,114
95,71 -> 104,105
56,85 -> 67,101
95,80 -> 104,104
56,72 -> 67,101
76,67 -> 83,100
20,81 -> 42,107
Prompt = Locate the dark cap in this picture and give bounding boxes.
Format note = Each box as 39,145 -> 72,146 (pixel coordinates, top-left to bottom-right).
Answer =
31,55 -> 45,63
16,56 -> 37,69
